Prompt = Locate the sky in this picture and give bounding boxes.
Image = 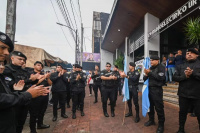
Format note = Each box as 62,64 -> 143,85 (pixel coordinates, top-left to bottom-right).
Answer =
0,0 -> 114,64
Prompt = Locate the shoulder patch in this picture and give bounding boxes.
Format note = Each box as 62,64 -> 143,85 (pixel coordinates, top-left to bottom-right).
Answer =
5,77 -> 12,81
158,72 -> 164,76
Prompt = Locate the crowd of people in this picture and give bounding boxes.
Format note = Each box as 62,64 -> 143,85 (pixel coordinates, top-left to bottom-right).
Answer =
0,31 -> 200,133
161,50 -> 186,84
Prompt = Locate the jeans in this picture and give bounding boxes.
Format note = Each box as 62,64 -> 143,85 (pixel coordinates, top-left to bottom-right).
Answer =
168,67 -> 175,82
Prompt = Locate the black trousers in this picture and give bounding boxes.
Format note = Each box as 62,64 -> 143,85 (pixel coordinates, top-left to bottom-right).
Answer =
89,84 -> 93,94
127,86 -> 139,112
102,86 -> 115,112
72,89 -> 85,113
52,91 -> 66,116
15,105 -> 29,133
93,84 -> 101,101
118,84 -> 123,95
179,96 -> 200,127
29,95 -> 48,132
148,87 -> 165,125
66,89 -> 71,104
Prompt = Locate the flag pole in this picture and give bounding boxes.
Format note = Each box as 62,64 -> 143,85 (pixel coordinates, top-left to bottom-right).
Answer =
122,101 -> 127,125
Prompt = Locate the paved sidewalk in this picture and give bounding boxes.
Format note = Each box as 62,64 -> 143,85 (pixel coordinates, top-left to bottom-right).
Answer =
23,86 -> 199,133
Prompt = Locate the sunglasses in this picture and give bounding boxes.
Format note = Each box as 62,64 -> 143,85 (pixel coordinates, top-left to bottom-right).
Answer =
106,66 -> 111,67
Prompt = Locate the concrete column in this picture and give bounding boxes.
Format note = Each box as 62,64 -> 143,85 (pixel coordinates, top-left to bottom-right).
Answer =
116,48 -> 118,60
144,13 -> 160,58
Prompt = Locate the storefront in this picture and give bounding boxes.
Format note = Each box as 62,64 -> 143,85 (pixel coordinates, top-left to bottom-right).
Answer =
101,0 -> 200,65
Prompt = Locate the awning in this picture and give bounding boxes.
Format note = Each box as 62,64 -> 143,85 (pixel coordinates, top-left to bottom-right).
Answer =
102,0 -> 189,53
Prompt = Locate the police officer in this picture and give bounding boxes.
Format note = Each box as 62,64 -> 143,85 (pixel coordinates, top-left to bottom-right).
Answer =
143,55 -> 165,133
112,65 -> 121,107
101,62 -> 119,117
29,61 -> 52,133
70,64 -> 86,119
63,67 -> 71,108
0,31 -> 49,133
91,65 -> 102,103
121,62 -> 140,123
3,51 -> 41,133
173,48 -> 200,133
50,64 -> 69,121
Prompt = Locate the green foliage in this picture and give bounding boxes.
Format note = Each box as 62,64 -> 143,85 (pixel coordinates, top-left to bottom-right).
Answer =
114,53 -> 124,70
184,17 -> 200,45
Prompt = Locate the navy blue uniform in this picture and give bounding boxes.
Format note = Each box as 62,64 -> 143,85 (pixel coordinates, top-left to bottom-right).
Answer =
70,71 -> 86,113
127,70 -> 140,114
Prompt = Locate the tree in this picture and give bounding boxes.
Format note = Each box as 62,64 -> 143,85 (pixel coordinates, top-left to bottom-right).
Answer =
184,17 -> 200,46
114,53 -> 124,70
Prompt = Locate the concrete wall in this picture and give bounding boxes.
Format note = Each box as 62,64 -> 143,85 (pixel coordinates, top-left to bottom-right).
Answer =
144,13 -> 160,58
100,49 -> 114,70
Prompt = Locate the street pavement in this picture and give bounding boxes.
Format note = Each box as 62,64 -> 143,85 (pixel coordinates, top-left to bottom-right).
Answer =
23,86 -> 199,133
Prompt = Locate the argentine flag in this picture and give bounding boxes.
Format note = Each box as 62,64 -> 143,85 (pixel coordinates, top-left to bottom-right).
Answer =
122,56 -> 129,102
142,57 -> 151,117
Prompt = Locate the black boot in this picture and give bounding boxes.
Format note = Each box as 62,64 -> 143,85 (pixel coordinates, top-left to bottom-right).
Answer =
144,120 -> 155,127
94,100 -> 98,103
111,110 -> 115,117
104,111 -> 109,117
37,124 -> 50,129
52,116 -> 57,122
176,126 -> 185,133
61,114 -> 68,118
67,104 -> 70,108
81,111 -> 85,116
125,109 -> 133,117
72,113 -> 76,119
134,112 -> 140,123
156,124 -> 164,133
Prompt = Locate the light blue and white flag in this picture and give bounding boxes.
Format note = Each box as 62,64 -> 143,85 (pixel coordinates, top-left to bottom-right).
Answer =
142,57 -> 151,117
122,56 -> 129,102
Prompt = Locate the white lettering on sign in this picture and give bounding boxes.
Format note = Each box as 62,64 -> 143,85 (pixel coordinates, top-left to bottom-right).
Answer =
148,0 -> 199,38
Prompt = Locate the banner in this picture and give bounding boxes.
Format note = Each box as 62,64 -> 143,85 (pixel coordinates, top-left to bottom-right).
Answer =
82,52 -> 101,62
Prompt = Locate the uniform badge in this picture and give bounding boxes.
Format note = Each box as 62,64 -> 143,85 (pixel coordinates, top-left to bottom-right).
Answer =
135,72 -> 139,75
158,72 -> 164,76
0,35 -> 6,40
5,77 -> 12,81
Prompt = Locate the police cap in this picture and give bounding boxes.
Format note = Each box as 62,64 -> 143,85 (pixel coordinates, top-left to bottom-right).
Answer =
11,51 -> 27,60
129,62 -> 135,67
0,32 -> 14,52
74,64 -> 81,68
57,64 -> 63,68
34,61 -> 44,68
150,55 -> 160,60
186,48 -> 199,55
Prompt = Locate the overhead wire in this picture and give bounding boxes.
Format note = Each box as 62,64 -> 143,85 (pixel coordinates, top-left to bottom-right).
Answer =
49,0 -> 74,51
56,0 -> 76,41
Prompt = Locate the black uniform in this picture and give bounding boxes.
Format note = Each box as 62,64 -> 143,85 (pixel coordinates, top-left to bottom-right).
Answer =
112,70 -> 121,105
127,70 -> 140,115
50,72 -> 68,117
70,71 -> 86,113
64,72 -> 71,106
101,70 -> 118,114
29,72 -> 50,132
143,63 -> 165,126
3,64 -> 38,133
173,59 -> 200,130
91,70 -> 102,102
0,73 -> 32,133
